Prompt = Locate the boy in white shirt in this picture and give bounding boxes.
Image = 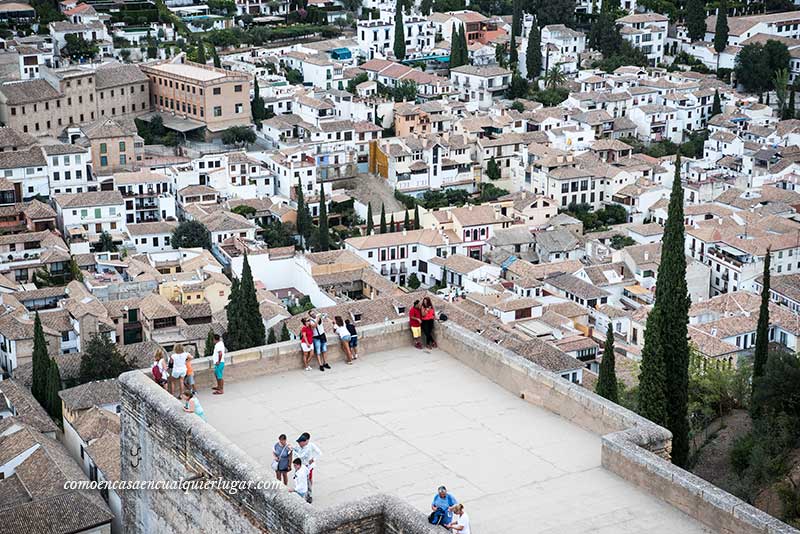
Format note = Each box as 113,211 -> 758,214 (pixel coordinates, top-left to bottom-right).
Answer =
289,458 -> 309,501
294,432 -> 322,503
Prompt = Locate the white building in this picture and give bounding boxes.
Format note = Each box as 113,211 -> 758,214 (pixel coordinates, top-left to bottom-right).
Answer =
43,143 -> 94,195
617,13 -> 668,66
449,65 -> 512,112
53,190 -> 127,251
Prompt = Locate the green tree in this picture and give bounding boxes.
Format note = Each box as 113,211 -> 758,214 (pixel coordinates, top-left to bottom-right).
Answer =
526,23 -> 542,80
589,11 -> 622,57
46,357 -> 62,419
734,43 -> 772,93
788,87 -> 796,120
78,334 -> 132,384
63,34 -> 99,60
389,213 -> 396,233
267,327 -> 277,344
712,89 -> 722,116
98,231 -> 116,252
33,268 -> 54,288
449,23 -> 463,68
537,0 -> 575,27
404,208 -> 410,230
227,255 -> 265,351
204,328 -> 216,357
317,186 -> 330,251
596,323 -> 619,403
196,40 -> 207,64
714,0 -> 729,70
366,202 -> 374,235
31,313 -> 48,406
509,26 -> 518,68
458,24 -> 468,64
296,178 -> 313,248
685,0 -> 707,42
414,204 -> 420,229
222,125 -> 256,146
347,72 -> 369,94
638,155 -> 692,467
393,80 -> 417,102
393,7 -> 406,60
543,65 -> 566,90
511,0 -> 522,37
752,250 -> 771,387
252,78 -> 266,122
775,69 -> 790,117
171,220 -> 211,249
212,43 -> 221,68
765,39 -> 791,85
380,203 -> 387,234
280,322 -> 291,341
69,257 -> 83,282
507,72 -> 528,99
407,272 -> 421,289
486,156 -> 501,180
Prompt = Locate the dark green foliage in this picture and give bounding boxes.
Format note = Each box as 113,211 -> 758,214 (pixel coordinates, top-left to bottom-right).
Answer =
596,323 -> 619,403
317,186 -> 330,251
393,7 -> 406,60
610,234 -> 635,249
638,156 -> 691,467
393,80 -> 417,102
226,255 -> 266,351
407,273 -> 421,289
765,39 -> 791,82
509,28 -> 518,68
535,0 -> 575,26
212,44 -> 221,68
530,87 -> 569,106
788,88 -> 796,120
196,39 -> 207,64
260,220 -> 296,248
98,232 -> 117,253
507,72 -> 529,99
31,313 -> 48,406
204,329 -> 216,357
69,258 -> 83,282
735,41 -> 790,93
63,34 -> 99,60
511,0 -> 522,37
753,251 -> 772,391
171,220 -> 211,249
347,72 -> 369,93
714,1 -> 728,57
486,156 -> 501,181
565,202 -> 627,231
222,126 -> 256,146
592,41 -> 649,72
413,204 -> 420,229
685,0 -> 707,42
79,334 -> 132,384
46,357 -> 62,420
267,328 -> 277,344
232,205 -> 257,218
712,89 -> 722,116
252,79 -> 267,122
379,203 -> 387,234
296,178 -> 313,248
477,183 -> 509,203
404,209 -> 410,230
280,322 -> 291,341
389,213 -> 395,233
288,295 -> 314,315
589,11 -> 622,57
449,24 -> 469,68
285,67 -> 303,85
526,24 -> 541,80
366,202 -> 374,235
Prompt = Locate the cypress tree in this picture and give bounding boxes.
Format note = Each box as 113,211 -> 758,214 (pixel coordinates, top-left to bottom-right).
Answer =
393,7 -> 406,61
46,357 -> 62,420
686,0 -> 707,43
296,178 -> 312,249
389,213 -> 396,232
450,23 -> 462,68
711,89 -> 722,116
31,312 -> 48,406
267,328 -> 277,344
714,1 -> 729,70
789,88 -> 796,119
512,0 -> 522,38
239,255 -> 266,349
596,323 -> 618,403
366,202 -> 374,235
526,23 -> 541,80
639,154 -> 692,467
204,329 -> 216,357
753,250 -> 771,385
196,40 -> 207,64
404,209 -> 410,230
212,44 -> 221,68
69,258 -> 83,282
252,79 -> 266,123
413,204 -> 420,229
280,322 -> 291,341
380,203 -> 387,234
318,186 -> 329,251
459,25 -> 469,65
226,277 -> 243,350
509,27 -> 518,69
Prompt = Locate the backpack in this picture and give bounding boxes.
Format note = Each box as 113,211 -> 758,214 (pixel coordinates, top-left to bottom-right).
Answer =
152,362 -> 163,382
428,509 -> 446,525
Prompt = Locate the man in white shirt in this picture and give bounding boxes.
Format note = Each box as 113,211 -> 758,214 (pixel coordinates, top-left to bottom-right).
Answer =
294,432 -> 322,503
289,458 -> 309,501
212,334 -> 226,395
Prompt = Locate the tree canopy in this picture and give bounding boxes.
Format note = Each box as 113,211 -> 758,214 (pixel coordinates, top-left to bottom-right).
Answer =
171,220 -> 211,249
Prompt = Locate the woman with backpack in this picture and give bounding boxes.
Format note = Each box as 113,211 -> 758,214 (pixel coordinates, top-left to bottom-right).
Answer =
151,350 -> 167,389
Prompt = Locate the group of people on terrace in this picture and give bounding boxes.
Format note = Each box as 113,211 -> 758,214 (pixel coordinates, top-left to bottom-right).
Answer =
272,432 -> 322,503
430,486 -> 470,533
298,310 -> 359,372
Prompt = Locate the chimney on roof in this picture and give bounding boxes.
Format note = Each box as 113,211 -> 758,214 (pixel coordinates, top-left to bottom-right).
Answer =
402,229 -> 407,236
644,251 -> 649,261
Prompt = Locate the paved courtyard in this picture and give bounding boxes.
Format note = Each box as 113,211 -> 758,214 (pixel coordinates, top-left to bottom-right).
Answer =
199,347 -> 711,533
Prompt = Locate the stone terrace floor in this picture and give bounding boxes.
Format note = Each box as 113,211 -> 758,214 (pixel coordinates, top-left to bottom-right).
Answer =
199,347 -> 711,533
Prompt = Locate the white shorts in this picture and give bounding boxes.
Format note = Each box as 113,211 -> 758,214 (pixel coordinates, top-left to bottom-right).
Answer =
301,342 -> 313,352
171,369 -> 186,379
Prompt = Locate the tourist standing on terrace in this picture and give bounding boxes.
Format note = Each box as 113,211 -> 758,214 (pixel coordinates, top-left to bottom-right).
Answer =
345,318 -> 359,359
152,350 -> 167,389
184,350 -> 195,395
447,504 -> 470,534
289,458 -> 309,501
308,311 -> 331,372
430,486 -> 457,526
299,318 -> 314,371
294,432 -> 322,503
182,390 -> 206,421
212,334 -> 226,395
334,316 -> 354,364
273,434 -> 293,485
421,297 -> 437,349
169,343 -> 189,398
409,300 -> 422,349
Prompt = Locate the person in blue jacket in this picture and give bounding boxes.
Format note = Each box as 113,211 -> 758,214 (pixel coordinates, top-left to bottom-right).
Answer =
430,485 -> 457,526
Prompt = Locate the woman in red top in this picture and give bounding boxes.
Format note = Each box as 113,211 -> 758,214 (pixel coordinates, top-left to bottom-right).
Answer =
420,296 -> 437,349
299,318 -> 315,371
409,300 -> 422,349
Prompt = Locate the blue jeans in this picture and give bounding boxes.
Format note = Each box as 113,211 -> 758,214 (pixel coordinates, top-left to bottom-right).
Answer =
313,337 -> 327,355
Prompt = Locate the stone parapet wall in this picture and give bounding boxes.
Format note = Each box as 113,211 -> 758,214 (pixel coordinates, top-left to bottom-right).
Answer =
120,320 -> 439,534
435,321 -> 798,534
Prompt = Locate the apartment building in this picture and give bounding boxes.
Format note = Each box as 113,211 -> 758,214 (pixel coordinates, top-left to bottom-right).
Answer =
356,11 -> 436,60
53,190 -> 126,250
617,13 -> 668,66
76,118 -> 143,175
0,63 -> 149,137
0,147 -> 49,200
42,143 -> 94,195
428,10 -> 489,43
115,170 -> 176,224
450,65 -> 512,112
703,10 -> 800,46
141,57 -> 252,135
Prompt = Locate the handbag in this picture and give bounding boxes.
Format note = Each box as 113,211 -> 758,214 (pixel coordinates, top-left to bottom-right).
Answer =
272,444 -> 288,471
